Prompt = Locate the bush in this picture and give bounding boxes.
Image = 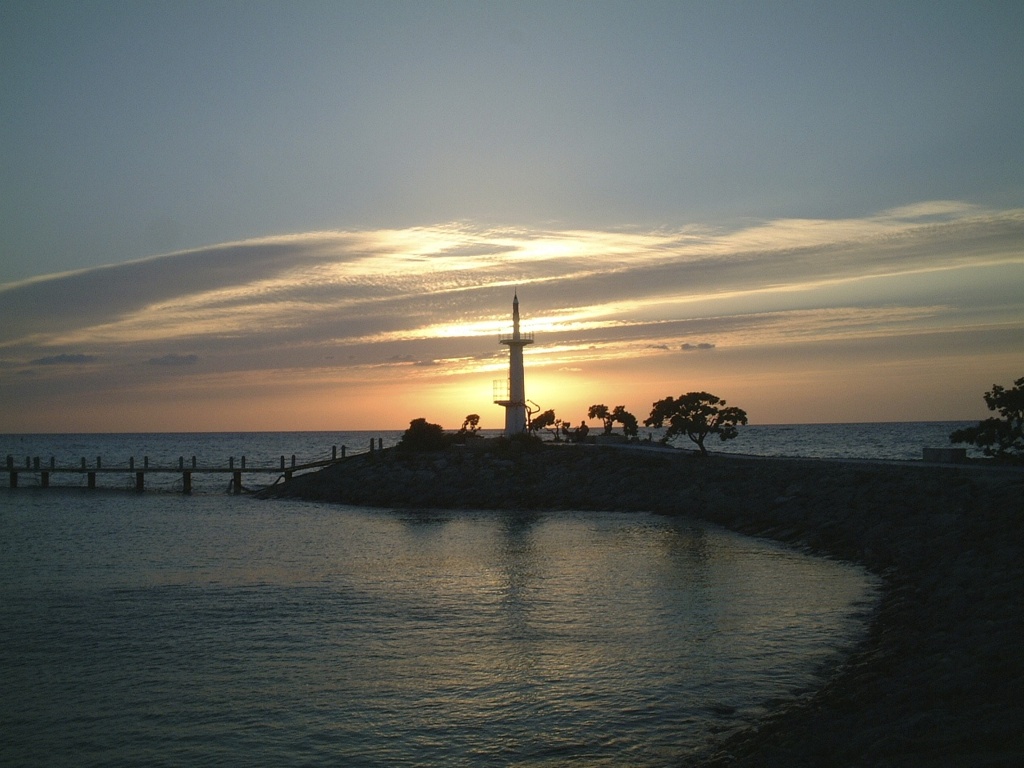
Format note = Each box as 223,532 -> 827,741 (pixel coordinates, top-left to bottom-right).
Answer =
397,418 -> 451,452
950,377 -> 1024,462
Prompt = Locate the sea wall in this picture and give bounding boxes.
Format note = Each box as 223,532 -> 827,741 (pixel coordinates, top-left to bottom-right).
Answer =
258,443 -> 1024,767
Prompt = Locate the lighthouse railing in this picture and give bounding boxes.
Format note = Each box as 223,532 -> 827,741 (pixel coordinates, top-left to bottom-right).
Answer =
499,331 -> 534,343
493,378 -> 510,403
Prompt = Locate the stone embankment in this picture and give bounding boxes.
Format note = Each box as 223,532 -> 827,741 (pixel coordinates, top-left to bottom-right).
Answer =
258,442 -> 1024,767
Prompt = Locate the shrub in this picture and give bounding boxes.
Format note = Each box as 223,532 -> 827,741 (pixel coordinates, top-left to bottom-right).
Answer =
397,418 -> 450,452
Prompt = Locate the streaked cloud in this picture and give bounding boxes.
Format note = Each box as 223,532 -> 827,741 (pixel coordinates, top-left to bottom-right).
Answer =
29,353 -> 99,366
147,353 -> 199,366
1,202 -> 1021,430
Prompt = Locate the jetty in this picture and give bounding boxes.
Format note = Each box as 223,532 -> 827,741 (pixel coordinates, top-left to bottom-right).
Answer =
260,443 -> 1024,766
5,439 -> 386,493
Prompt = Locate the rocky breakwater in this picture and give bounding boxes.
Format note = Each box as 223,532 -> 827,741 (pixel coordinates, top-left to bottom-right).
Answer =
258,442 -> 1024,767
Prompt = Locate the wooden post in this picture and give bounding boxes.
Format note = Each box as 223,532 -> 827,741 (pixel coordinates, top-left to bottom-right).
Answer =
342,445 -> 346,458
233,471 -> 242,494
332,445 -> 337,460
191,456 -> 197,469
291,454 -> 296,467
144,456 -> 149,469
135,472 -> 144,492
96,456 -> 101,469
280,455 -> 285,469
130,457 -> 135,470
378,438 -> 383,451
241,456 -> 246,470
182,472 -> 192,494
229,456 -> 234,469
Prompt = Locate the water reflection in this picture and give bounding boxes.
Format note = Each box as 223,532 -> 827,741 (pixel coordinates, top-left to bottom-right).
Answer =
1,496 -> 876,767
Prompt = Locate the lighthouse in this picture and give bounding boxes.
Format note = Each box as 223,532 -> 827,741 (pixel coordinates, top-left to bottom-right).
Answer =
494,292 -> 534,435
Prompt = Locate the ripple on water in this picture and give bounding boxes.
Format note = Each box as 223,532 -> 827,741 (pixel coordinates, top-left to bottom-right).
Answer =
0,493 -> 878,767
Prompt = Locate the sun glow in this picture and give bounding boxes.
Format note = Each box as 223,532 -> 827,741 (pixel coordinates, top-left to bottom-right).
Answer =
2,206 -> 1021,431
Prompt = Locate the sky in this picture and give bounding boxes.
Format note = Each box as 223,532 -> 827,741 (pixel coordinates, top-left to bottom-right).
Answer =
1,1 -> 1022,432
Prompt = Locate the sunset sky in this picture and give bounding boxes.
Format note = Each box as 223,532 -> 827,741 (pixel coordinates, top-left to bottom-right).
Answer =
2,2 -> 1022,432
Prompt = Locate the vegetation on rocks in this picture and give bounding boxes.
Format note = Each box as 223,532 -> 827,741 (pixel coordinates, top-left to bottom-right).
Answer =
396,417 -> 449,452
644,391 -> 749,456
951,376 -> 1024,462
390,391 -> 749,451
586,404 -> 639,438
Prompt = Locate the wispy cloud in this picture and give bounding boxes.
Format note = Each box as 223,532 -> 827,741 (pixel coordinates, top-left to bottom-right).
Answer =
1,202 -> 1021,429
29,353 -> 99,366
147,353 -> 199,366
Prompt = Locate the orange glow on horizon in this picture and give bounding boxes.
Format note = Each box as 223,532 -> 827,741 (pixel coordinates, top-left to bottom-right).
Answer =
2,210 -> 1020,432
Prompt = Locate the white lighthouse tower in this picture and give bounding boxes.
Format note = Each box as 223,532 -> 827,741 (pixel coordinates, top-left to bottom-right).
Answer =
494,292 -> 534,435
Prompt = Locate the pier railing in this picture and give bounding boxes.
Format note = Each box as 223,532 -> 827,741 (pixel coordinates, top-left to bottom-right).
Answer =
5,437 -> 389,493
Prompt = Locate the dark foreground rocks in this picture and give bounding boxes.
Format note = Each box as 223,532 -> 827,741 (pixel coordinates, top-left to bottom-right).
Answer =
258,443 -> 1024,767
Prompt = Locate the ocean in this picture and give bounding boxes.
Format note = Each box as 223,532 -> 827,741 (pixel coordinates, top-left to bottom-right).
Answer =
2,420 -> 982,481
0,422 -> 956,765
709,420 -> 983,461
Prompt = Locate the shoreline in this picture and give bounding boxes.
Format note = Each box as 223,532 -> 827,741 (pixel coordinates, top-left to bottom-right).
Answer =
258,443 -> 1024,766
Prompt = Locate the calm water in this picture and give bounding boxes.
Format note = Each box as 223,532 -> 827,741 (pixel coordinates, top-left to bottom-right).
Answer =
710,420 -> 983,461
0,438 -> 878,766
2,421 -> 982,493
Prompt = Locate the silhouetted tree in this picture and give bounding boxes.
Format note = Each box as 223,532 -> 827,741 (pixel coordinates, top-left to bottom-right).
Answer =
644,392 -> 748,456
398,418 -> 449,452
588,403 -> 639,438
529,409 -> 557,438
611,405 -> 639,438
950,377 -> 1024,462
587,404 -> 614,434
